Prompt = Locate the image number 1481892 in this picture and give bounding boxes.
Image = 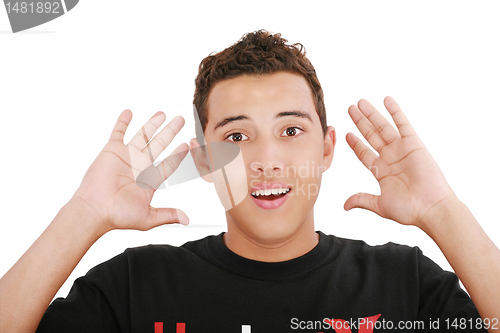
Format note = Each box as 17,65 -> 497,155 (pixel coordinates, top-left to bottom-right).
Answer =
3,0 -> 79,33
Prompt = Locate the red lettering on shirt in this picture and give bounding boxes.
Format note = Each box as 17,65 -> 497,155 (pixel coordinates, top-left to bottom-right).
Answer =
154,322 -> 163,333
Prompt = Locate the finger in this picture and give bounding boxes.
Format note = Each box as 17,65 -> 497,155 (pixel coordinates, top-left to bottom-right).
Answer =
146,207 -> 189,228
344,192 -> 380,215
384,96 -> 417,138
346,132 -> 378,175
109,109 -> 133,143
146,116 -> 185,161
348,104 -> 386,153
135,143 -> 189,190
157,142 -> 189,179
128,111 -> 166,151
358,99 -> 400,145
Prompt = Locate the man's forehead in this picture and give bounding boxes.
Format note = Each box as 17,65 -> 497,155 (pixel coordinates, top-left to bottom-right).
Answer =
206,72 -> 316,127
209,72 -> 311,101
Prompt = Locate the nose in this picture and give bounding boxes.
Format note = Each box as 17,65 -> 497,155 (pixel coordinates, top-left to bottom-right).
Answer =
249,143 -> 285,178
250,161 -> 284,177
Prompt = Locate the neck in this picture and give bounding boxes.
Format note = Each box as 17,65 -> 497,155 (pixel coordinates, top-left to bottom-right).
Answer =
223,212 -> 319,262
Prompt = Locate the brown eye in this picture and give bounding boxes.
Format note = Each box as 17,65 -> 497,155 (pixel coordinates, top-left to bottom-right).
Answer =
281,127 -> 303,137
227,132 -> 248,143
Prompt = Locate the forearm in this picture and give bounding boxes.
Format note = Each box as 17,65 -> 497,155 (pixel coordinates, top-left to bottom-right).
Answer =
421,197 -> 500,332
0,198 -> 105,333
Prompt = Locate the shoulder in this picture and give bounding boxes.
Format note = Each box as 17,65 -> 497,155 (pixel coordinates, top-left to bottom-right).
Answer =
129,235 -> 219,272
330,234 -> 420,261
319,233 -> 437,276
323,232 -> 447,278
83,235 -> 215,282
116,233 -> 213,256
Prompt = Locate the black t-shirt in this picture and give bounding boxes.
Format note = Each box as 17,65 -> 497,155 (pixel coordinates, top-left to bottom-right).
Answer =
36,232 -> 486,332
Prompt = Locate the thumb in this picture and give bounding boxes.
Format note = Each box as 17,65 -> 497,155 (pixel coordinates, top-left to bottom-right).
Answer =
145,207 -> 190,228
344,192 -> 380,214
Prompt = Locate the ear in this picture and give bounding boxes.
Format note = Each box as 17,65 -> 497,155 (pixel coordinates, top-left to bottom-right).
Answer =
322,126 -> 336,172
189,138 -> 213,183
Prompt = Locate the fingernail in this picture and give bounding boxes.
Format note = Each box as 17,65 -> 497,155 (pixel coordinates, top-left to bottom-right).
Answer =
176,209 -> 190,226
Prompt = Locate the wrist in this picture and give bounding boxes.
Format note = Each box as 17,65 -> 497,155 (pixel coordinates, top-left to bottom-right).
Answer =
62,196 -> 110,241
418,194 -> 466,236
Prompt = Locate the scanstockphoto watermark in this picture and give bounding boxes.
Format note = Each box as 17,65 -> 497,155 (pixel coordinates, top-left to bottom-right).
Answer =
291,317 -> 424,331
290,317 -> 499,331
133,147 -> 380,203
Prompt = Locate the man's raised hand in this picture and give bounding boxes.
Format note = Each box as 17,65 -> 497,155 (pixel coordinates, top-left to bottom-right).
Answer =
344,96 -> 457,229
73,109 -> 189,236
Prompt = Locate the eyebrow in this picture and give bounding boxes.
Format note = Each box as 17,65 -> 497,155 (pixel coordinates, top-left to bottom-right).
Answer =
213,111 -> 312,131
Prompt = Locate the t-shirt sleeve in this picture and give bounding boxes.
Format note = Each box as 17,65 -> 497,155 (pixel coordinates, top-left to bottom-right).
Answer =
35,250 -> 131,333
416,248 -> 487,331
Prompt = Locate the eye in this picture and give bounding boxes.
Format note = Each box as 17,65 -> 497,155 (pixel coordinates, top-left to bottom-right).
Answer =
280,126 -> 303,137
225,132 -> 249,143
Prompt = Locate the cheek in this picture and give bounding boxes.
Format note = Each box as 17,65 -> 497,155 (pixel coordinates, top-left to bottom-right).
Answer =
289,152 -> 325,201
212,149 -> 248,211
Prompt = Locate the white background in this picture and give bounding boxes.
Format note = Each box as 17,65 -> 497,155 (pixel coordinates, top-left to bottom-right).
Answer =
1,0 -> 499,301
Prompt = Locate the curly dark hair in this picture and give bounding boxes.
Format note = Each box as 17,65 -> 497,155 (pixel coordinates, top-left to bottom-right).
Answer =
193,30 -> 327,145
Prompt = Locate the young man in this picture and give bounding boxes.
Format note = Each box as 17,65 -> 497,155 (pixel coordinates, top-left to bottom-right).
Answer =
1,30 -> 499,332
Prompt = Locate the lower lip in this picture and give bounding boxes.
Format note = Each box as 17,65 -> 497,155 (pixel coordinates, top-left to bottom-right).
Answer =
250,192 -> 289,210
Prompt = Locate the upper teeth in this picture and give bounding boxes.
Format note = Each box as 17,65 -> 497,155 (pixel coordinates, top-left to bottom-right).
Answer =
251,188 -> 290,196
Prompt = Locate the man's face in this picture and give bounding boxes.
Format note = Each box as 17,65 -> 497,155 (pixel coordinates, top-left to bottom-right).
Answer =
200,72 -> 335,245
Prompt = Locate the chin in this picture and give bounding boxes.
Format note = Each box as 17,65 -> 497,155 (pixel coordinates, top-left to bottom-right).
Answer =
227,200 -> 313,246
254,220 -> 304,245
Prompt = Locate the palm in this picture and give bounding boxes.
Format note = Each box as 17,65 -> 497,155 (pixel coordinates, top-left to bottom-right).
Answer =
345,97 -> 455,227
73,110 -> 189,233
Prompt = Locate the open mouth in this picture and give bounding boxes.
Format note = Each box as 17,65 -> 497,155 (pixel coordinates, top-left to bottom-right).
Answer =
251,188 -> 290,200
249,182 -> 292,210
